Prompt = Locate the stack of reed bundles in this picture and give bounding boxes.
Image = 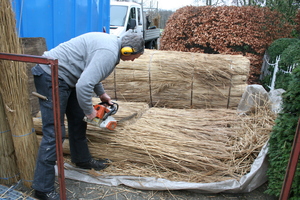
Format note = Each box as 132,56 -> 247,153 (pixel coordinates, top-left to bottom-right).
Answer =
102,50 -> 250,109
34,101 -> 275,183
0,0 -> 39,187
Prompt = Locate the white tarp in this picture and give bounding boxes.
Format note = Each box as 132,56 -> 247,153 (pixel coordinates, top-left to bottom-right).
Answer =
56,142 -> 269,193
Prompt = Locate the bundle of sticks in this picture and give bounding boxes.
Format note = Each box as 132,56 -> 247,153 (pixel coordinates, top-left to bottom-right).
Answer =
0,0 -> 38,187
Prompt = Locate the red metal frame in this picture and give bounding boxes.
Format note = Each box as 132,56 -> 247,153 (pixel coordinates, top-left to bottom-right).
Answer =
0,52 -> 66,200
280,117 -> 300,200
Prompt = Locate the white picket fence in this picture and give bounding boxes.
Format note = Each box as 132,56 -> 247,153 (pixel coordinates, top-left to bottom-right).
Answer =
260,53 -> 297,91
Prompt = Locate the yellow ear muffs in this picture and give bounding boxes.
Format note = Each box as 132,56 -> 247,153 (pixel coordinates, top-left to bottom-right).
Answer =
121,46 -> 135,56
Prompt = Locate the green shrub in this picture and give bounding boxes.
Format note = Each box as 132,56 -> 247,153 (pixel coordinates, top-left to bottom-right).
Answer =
279,40 -> 300,68
276,40 -> 300,91
274,72 -> 293,91
267,38 -> 299,63
266,66 -> 300,199
263,38 -> 300,91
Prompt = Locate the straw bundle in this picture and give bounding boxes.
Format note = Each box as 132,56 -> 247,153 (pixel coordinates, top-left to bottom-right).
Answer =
34,102 -> 275,183
103,58 -> 150,103
102,50 -> 249,109
192,55 -> 248,109
90,107 -> 273,183
0,95 -> 19,185
0,0 -> 39,187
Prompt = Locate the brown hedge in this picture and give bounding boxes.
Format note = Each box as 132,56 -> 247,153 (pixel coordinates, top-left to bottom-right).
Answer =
295,9 -> 300,35
160,6 -> 294,84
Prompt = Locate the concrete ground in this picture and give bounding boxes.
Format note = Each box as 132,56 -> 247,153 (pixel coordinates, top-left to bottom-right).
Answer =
11,178 -> 277,200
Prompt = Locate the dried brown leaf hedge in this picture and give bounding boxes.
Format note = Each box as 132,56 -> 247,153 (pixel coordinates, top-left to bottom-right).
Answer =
295,10 -> 300,35
160,6 -> 294,84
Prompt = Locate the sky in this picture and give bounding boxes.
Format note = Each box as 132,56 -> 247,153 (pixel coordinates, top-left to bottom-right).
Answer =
156,0 -> 195,11
147,0 -> 232,11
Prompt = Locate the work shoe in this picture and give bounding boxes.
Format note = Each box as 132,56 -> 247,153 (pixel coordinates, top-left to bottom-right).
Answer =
76,158 -> 110,170
34,190 -> 60,200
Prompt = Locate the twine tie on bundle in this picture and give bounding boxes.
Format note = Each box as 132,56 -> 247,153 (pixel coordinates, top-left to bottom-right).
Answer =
0,129 -> 10,134
12,128 -> 35,137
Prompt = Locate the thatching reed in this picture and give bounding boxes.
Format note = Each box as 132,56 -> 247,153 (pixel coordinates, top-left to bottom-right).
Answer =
34,101 -> 275,183
0,0 -> 39,187
0,95 -> 19,185
102,50 -> 249,109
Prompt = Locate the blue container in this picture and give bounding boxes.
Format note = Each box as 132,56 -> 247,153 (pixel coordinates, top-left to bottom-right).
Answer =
12,0 -> 110,50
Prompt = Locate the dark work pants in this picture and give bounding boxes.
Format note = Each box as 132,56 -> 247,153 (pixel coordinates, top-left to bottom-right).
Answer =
31,64 -> 91,192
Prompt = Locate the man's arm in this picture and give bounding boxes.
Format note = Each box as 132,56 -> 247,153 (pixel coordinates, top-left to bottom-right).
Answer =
76,50 -> 117,116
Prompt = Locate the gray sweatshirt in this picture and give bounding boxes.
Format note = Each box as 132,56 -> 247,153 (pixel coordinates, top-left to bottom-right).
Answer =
40,32 -> 121,115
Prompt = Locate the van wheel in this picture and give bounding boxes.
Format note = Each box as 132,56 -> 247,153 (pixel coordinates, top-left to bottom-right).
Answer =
146,40 -> 157,49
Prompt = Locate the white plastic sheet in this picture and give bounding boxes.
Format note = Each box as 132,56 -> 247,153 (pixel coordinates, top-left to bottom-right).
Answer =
56,142 -> 269,193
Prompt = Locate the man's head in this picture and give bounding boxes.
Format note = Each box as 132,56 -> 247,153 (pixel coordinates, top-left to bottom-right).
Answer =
120,32 -> 144,61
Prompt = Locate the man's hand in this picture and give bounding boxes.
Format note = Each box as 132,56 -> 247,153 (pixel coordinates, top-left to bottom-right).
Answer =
86,109 -> 97,119
99,93 -> 112,105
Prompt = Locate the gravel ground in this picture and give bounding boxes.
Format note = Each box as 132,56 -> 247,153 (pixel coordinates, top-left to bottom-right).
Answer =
10,178 -> 278,200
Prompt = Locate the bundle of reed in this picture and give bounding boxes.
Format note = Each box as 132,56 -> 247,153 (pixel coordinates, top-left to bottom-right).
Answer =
92,106 -> 274,183
34,103 -> 275,183
192,54 -> 249,109
0,95 -> 19,185
149,51 -> 194,108
103,58 -> 150,103
102,50 -> 250,109
0,0 -> 39,187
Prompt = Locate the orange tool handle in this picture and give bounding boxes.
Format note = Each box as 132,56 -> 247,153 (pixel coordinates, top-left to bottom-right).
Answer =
94,104 -> 110,119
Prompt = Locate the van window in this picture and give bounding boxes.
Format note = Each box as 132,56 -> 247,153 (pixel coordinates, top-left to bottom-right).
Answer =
110,5 -> 128,26
137,8 -> 142,25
